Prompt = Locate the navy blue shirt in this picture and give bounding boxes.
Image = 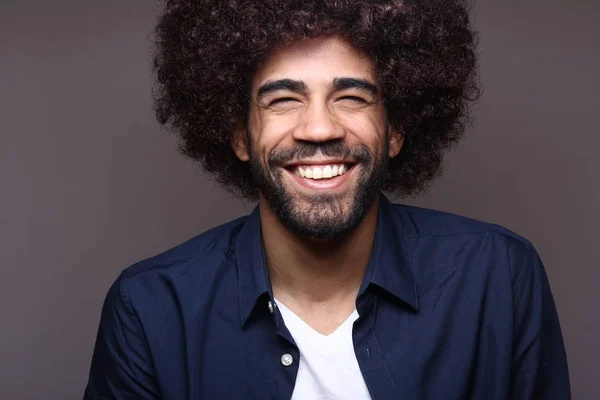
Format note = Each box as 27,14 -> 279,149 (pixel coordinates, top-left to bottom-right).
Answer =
85,197 -> 570,399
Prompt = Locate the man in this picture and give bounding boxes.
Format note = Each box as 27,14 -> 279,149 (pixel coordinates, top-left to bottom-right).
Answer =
85,0 -> 570,399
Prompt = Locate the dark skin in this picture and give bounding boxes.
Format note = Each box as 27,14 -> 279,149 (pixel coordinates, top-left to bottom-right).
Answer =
233,36 -> 403,335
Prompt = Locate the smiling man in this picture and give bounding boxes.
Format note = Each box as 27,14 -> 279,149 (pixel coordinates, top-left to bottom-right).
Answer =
85,1 -> 570,399
239,37 -> 399,243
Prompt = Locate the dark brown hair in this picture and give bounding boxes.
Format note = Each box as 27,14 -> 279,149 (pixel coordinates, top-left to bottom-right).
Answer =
153,0 -> 480,200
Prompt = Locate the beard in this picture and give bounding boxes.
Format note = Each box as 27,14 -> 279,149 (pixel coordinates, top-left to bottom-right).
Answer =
247,134 -> 390,239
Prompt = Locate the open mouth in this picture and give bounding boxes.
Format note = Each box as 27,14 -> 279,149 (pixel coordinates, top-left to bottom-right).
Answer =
285,163 -> 357,181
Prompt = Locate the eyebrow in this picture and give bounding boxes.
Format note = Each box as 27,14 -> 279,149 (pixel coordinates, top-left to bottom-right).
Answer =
256,77 -> 379,101
331,77 -> 379,98
257,79 -> 308,100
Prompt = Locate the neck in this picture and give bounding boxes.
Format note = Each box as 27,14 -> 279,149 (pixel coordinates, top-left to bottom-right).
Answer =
260,196 -> 380,308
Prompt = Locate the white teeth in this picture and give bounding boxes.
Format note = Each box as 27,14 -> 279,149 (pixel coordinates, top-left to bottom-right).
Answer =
313,167 -> 323,179
294,164 -> 349,180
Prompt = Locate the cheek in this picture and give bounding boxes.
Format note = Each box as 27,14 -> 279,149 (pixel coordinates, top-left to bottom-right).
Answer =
263,112 -> 299,135
340,114 -> 387,147
256,119 -> 297,154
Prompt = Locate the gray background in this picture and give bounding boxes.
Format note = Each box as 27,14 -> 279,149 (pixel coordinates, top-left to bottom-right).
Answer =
1,0 -> 598,399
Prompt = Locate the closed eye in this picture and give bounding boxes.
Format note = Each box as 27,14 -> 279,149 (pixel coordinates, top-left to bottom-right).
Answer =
269,97 -> 300,106
339,96 -> 367,103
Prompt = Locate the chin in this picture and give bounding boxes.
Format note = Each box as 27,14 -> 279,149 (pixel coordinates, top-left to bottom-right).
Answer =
281,193 -> 365,238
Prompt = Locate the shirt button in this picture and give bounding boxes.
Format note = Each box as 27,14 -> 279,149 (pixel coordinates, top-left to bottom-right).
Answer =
281,353 -> 293,367
268,301 -> 274,314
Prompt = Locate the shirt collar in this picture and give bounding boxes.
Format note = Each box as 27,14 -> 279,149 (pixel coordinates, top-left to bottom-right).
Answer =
234,194 -> 418,328
235,206 -> 271,328
360,195 -> 418,310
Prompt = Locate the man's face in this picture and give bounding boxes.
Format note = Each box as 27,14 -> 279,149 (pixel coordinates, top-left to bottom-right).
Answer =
234,35 -> 403,238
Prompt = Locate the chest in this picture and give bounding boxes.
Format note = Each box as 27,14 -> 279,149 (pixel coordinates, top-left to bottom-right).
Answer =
276,300 -> 371,400
145,292 -> 514,400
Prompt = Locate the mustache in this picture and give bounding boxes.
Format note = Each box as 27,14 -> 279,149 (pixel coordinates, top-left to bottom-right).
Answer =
268,141 -> 372,167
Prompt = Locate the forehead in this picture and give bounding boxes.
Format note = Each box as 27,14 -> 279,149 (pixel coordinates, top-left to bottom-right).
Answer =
251,35 -> 378,92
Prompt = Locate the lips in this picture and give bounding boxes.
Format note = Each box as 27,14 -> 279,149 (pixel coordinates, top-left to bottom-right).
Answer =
292,163 -> 351,180
282,161 -> 358,191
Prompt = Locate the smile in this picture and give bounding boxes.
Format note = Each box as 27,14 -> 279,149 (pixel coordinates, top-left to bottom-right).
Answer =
283,162 -> 358,190
292,163 -> 351,180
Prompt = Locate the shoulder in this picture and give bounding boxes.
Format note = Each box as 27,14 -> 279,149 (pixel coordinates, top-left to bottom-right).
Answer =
395,203 -> 531,246
109,215 -> 248,299
101,215 -> 250,329
391,203 -> 537,278
394,203 -> 525,241
95,215 -> 253,348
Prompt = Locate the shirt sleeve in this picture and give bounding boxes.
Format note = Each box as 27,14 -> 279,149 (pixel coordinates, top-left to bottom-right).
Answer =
509,244 -> 571,399
84,274 -> 160,400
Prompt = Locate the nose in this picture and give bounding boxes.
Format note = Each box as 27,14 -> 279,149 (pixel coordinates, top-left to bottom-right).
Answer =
292,102 -> 345,143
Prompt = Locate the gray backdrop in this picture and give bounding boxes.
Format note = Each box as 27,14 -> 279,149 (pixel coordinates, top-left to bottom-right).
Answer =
1,0 -> 598,399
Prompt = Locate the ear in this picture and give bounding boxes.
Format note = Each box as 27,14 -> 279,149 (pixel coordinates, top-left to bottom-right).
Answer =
388,127 -> 404,159
231,123 -> 250,162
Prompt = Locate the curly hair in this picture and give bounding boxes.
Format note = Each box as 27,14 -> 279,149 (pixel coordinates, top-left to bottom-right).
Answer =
153,0 -> 480,200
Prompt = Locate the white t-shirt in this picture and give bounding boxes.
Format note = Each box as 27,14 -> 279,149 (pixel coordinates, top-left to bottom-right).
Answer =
275,299 -> 372,400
